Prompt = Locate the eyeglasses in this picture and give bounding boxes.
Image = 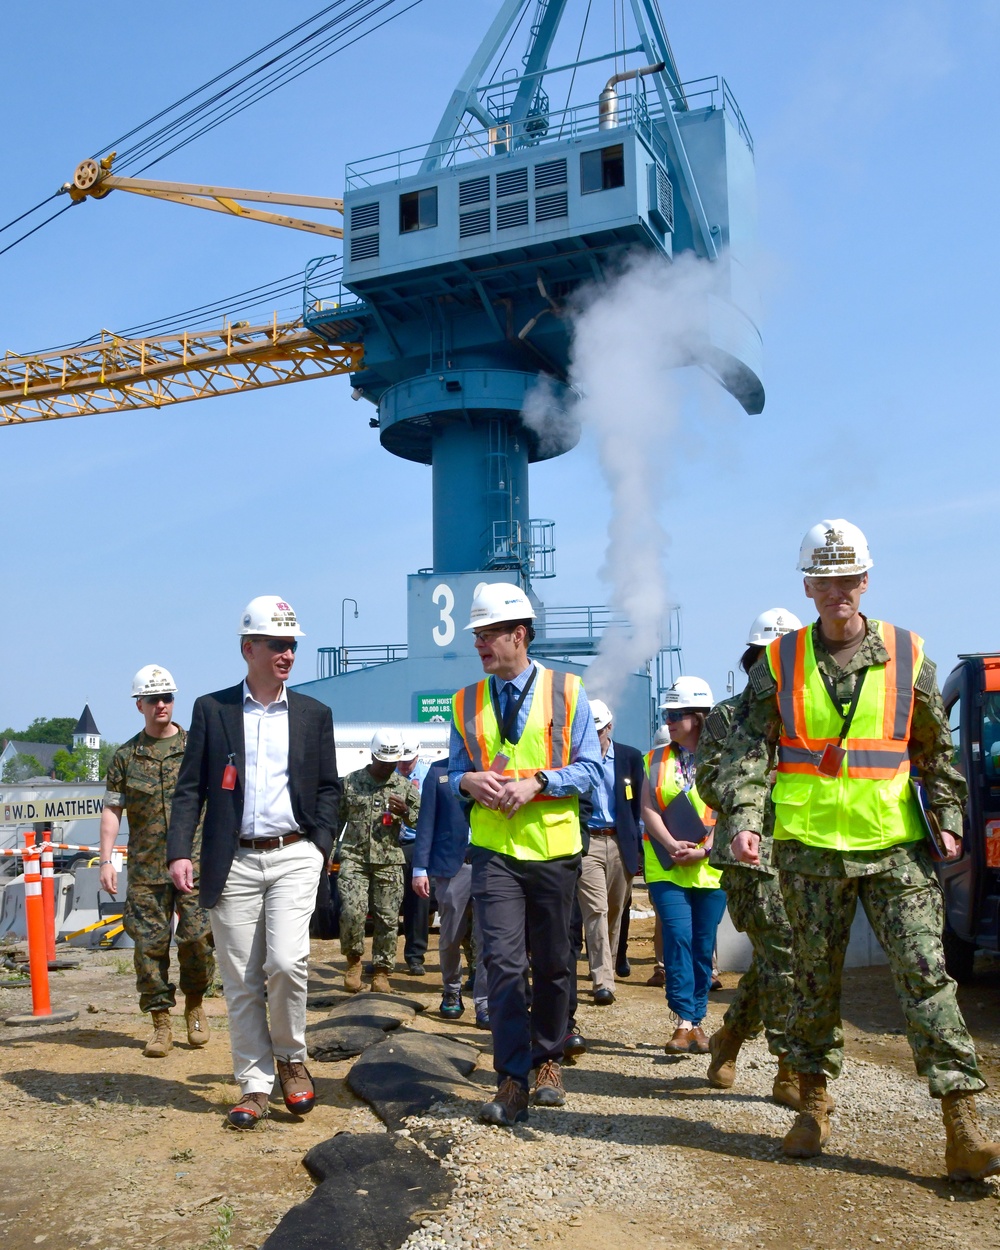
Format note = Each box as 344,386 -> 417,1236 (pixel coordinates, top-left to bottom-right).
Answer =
257,637 -> 298,653
664,710 -> 693,723
143,694 -> 174,706
806,575 -> 866,592
473,626 -> 513,643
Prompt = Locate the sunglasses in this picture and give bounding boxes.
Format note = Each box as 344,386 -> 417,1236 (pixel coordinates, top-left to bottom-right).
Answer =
664,710 -> 693,723
259,637 -> 298,653
143,694 -> 174,706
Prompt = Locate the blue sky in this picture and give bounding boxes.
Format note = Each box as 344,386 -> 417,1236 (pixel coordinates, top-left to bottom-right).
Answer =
1,0 -> 997,744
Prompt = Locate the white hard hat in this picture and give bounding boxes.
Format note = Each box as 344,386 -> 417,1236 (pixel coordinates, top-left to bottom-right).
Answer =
797,520 -> 873,577
652,726 -> 672,747
747,608 -> 803,647
400,733 -> 420,761
660,675 -> 714,711
465,582 -> 535,630
131,664 -> 177,698
371,728 -> 405,762
590,699 -> 613,731
239,595 -> 305,637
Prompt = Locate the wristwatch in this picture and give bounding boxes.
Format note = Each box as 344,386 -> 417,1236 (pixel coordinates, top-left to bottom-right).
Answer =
534,770 -> 549,792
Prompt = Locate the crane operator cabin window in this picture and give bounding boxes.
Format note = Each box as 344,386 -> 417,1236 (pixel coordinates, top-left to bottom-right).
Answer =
400,187 -> 438,233
581,144 -> 625,194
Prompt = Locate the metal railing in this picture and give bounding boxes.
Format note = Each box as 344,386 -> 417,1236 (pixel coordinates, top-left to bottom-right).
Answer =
316,644 -> 407,679
345,90 -> 667,190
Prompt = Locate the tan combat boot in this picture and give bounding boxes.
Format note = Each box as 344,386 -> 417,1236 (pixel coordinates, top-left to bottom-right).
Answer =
942,1091 -> 1000,1181
184,995 -> 210,1048
343,956 -> 363,994
706,1026 -> 743,1089
782,1073 -> 832,1158
773,1056 -> 837,1112
143,1010 -> 173,1058
370,968 -> 392,994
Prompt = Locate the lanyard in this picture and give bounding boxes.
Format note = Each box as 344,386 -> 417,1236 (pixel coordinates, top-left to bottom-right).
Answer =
818,665 -> 869,745
490,667 -> 537,746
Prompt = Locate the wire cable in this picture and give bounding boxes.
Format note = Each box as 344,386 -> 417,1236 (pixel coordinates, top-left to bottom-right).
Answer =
0,202 -> 77,260
0,191 -> 61,238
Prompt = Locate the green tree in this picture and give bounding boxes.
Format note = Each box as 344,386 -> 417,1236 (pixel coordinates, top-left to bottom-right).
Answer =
2,754 -> 45,783
24,717 -> 78,746
0,717 -> 78,748
52,744 -> 98,782
98,741 -> 120,779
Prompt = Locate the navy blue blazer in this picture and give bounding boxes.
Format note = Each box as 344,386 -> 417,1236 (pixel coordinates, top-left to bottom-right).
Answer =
593,741 -> 644,876
412,759 -> 470,880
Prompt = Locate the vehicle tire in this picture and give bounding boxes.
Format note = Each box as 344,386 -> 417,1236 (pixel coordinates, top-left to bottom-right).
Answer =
942,923 -> 976,984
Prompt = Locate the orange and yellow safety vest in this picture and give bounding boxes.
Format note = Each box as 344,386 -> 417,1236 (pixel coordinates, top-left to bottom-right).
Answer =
643,743 -> 721,888
766,620 -> 926,851
453,665 -> 582,861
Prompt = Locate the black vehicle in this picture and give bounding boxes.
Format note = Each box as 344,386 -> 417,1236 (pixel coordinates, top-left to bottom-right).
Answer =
938,653 -> 1000,981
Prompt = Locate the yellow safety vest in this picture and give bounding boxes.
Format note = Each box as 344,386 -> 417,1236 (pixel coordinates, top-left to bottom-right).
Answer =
767,620 -> 926,851
643,744 -> 721,888
453,665 -> 583,861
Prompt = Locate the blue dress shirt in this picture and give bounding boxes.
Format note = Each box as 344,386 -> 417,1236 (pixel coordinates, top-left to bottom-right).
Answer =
449,662 -> 603,799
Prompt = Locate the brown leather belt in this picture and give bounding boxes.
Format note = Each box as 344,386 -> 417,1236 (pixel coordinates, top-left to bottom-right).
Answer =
239,831 -> 305,851
588,826 -> 617,836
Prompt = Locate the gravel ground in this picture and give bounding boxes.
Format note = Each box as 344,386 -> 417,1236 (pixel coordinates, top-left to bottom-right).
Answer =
395,948 -> 1000,1250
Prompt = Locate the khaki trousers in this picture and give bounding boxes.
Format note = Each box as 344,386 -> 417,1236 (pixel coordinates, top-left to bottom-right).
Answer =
577,835 -> 631,993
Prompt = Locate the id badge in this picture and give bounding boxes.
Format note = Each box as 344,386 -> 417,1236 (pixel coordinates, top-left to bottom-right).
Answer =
489,752 -> 510,774
624,780 -> 633,801
816,743 -> 845,777
222,763 -> 238,790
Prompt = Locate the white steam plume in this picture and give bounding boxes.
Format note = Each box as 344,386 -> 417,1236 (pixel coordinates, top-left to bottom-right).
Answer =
523,251 -> 724,706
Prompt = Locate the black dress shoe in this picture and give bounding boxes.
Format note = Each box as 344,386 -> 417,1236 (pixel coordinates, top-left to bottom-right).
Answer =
593,988 -> 615,1006
563,1031 -> 587,1059
616,958 -> 631,977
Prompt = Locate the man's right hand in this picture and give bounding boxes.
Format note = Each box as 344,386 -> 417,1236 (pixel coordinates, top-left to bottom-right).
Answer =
459,771 -> 508,808
169,858 -> 195,894
731,830 -> 761,866
412,875 -> 431,899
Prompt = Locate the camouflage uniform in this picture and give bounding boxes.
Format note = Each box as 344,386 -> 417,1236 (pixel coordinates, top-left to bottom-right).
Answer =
695,693 -> 794,1056
717,620 -> 984,1097
337,767 -> 421,971
105,729 -> 214,1013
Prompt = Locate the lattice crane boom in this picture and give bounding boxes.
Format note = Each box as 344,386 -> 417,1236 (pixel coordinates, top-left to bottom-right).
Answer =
0,320 -> 362,426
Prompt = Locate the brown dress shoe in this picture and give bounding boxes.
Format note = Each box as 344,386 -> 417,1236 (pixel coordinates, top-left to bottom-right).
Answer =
480,1077 -> 529,1126
276,1059 -> 315,1114
664,1027 -> 695,1053
532,1060 -> 567,1107
689,1025 -> 710,1053
227,1091 -> 269,1130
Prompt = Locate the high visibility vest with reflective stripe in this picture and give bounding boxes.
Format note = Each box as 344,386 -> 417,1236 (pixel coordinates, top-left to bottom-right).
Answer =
766,621 -> 926,851
453,666 -> 582,861
642,744 -> 721,889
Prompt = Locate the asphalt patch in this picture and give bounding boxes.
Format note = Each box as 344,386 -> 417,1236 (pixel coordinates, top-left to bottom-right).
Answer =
306,993 -> 425,1060
261,1131 -> 452,1250
347,1030 -> 480,1129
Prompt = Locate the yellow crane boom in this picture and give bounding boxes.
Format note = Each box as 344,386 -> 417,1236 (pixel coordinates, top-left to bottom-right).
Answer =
0,319 -> 362,425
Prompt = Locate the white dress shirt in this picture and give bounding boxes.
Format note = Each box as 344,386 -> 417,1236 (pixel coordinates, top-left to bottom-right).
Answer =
240,680 -> 297,839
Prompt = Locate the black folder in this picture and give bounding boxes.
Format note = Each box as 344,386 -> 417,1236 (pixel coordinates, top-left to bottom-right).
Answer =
647,791 -> 711,871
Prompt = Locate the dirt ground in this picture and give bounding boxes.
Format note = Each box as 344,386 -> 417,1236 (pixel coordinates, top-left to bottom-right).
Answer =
2,918 -> 999,1250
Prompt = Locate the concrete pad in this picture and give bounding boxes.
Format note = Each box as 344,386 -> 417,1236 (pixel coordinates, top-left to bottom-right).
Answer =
306,993 -> 425,1060
347,1030 -> 480,1129
260,1131 -> 452,1250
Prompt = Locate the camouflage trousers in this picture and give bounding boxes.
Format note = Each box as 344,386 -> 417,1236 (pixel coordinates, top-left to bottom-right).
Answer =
719,867 -> 794,1057
121,884 -> 215,1014
780,851 -> 985,1097
337,858 -> 403,971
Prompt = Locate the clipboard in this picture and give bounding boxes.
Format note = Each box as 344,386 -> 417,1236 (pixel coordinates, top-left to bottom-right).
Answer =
647,792 -> 712,871
909,779 -> 950,861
